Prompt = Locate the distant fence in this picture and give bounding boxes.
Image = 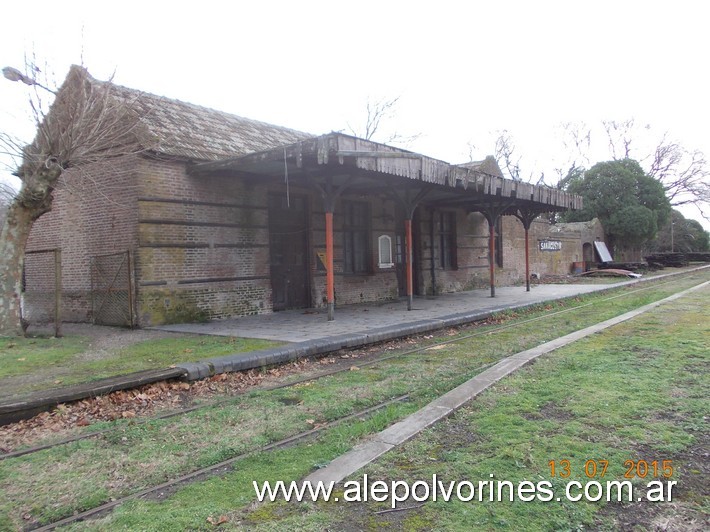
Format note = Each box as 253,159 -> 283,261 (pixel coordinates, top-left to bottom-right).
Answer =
23,248 -> 62,336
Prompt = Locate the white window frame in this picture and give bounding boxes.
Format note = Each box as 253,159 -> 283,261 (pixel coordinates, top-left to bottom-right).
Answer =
378,234 -> 394,268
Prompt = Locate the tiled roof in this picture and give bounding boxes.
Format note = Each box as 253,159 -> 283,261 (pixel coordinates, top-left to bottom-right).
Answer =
82,67 -> 314,161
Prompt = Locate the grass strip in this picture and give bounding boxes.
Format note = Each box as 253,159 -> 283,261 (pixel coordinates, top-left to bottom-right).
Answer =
0,270 -> 706,529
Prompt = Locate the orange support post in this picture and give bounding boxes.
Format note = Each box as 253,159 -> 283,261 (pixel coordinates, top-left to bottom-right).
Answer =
325,211 -> 335,321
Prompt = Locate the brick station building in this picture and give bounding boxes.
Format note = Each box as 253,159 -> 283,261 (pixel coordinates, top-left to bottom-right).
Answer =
25,67 -> 593,327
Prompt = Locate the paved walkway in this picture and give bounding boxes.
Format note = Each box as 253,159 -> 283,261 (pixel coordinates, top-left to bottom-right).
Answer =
155,282 -> 626,342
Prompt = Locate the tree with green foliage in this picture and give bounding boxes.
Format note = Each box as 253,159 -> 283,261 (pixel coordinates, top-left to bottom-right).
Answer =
649,209 -> 710,252
562,159 -> 671,255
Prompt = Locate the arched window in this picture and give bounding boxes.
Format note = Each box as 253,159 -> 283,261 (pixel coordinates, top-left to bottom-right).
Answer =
378,235 -> 393,268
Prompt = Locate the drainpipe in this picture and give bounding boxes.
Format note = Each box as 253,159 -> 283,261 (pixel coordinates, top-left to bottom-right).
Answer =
405,218 -> 414,310
325,210 -> 335,321
430,209 -> 436,296
488,217 -> 496,298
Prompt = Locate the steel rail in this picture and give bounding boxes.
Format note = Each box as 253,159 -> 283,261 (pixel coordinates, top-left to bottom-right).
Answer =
2,270 -> 704,462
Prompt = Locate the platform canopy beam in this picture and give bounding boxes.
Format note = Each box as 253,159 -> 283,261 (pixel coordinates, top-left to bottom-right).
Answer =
512,208 -> 544,292
307,175 -> 356,321
387,185 -> 433,310
471,201 -> 515,298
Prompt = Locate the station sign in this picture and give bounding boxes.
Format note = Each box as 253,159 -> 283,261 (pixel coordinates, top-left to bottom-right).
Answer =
539,240 -> 562,252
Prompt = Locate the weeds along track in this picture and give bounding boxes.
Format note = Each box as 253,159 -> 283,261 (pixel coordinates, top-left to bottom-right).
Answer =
28,394 -> 412,532
2,270 -> 708,531
2,269 -> 707,464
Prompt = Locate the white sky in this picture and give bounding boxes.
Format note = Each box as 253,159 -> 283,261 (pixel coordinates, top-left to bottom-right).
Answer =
1,0 -> 708,228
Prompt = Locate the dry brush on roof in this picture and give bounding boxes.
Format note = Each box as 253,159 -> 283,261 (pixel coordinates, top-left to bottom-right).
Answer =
104,78 -> 314,161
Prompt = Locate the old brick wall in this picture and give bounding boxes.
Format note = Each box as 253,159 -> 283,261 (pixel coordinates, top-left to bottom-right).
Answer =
309,193 -> 399,307
25,155 -> 140,323
498,216 -> 603,281
415,212 -> 598,294
135,157 -> 273,325
416,209 -> 491,295
27,154 -> 594,327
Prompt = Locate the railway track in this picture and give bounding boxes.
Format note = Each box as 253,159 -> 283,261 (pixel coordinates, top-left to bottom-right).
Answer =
3,270 -> 702,463
1,269 -> 706,531
29,393 -> 412,532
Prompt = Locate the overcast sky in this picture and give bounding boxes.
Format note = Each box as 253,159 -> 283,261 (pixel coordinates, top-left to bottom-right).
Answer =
1,0 -> 708,227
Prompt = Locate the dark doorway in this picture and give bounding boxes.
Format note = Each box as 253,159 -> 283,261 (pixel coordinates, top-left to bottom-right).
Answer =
268,194 -> 310,311
582,242 -> 594,270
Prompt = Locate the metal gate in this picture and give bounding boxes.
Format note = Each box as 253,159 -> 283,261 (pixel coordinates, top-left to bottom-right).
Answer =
90,250 -> 135,327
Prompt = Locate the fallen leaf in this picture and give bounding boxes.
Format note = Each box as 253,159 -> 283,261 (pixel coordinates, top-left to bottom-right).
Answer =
17,357 -> 26,361
207,515 -> 228,526
121,411 -> 136,419
349,366 -> 360,371
305,419 -> 315,425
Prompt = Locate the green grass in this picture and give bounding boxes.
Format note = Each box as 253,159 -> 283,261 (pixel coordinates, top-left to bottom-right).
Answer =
0,271 -> 707,530
0,335 -> 280,397
234,283 -> 709,530
81,336 -> 280,379
0,335 -> 90,379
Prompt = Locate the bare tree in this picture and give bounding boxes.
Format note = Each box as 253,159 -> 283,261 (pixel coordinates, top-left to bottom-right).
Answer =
547,122 -> 592,189
493,130 -> 547,184
494,119 -> 708,220
602,118 -> 637,160
646,134 -> 709,210
348,96 -> 420,146
602,119 -> 709,214
0,190 -> 9,226
494,130 -> 522,181
0,63 -> 146,336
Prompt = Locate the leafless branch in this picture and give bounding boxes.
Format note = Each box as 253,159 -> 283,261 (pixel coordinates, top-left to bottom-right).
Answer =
646,138 -> 709,207
559,121 -> 591,166
494,130 -> 522,181
602,118 -> 640,160
348,96 -> 421,146
11,65 -> 150,211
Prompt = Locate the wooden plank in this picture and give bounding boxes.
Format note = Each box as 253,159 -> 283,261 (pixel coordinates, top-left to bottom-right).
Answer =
336,150 -> 422,159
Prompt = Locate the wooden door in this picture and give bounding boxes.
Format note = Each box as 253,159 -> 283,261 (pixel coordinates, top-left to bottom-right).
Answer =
268,194 -> 310,311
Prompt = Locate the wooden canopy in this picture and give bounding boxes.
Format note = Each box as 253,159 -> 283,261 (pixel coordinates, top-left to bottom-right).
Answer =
193,132 -> 583,318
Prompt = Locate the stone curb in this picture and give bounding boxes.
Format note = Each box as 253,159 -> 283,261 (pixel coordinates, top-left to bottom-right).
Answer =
0,368 -> 186,426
